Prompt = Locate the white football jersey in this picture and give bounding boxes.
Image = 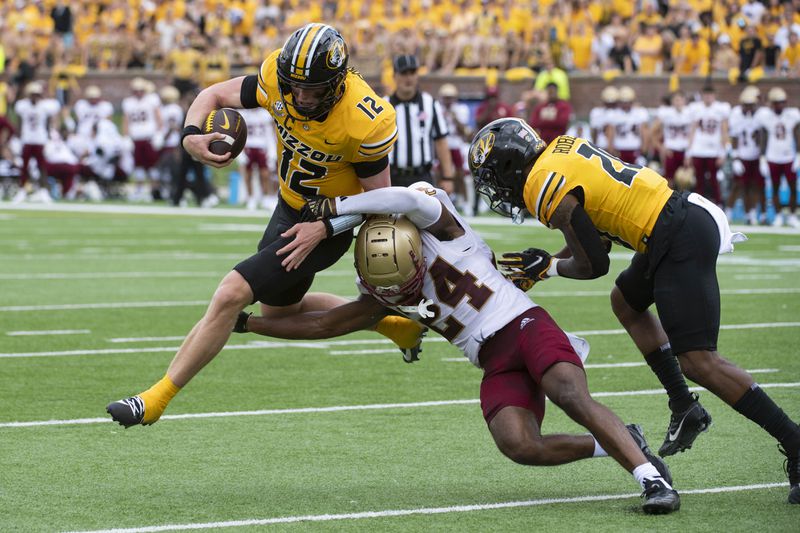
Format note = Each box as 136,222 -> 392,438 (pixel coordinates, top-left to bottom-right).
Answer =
729,106 -> 761,161
687,101 -> 730,158
44,132 -> 78,165
121,93 -> 162,140
14,98 -> 61,145
73,99 -> 114,135
160,103 -> 184,148
442,102 -> 471,150
608,107 -> 649,151
359,190 -> 536,366
589,105 -> 614,149
755,106 -> 800,164
657,105 -> 692,152
240,107 -> 276,154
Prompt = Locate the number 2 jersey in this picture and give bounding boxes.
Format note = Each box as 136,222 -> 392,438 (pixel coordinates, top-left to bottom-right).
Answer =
256,49 -> 398,210
523,135 -> 672,253
358,190 -> 536,366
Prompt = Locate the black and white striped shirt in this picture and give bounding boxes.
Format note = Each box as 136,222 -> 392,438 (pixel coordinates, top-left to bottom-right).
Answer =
388,91 -> 449,171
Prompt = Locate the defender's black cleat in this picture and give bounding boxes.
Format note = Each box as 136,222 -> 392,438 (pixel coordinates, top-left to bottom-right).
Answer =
627,424 -> 673,487
106,396 -> 146,428
641,478 -> 681,514
779,445 -> 800,504
400,327 -> 428,363
658,393 -> 712,457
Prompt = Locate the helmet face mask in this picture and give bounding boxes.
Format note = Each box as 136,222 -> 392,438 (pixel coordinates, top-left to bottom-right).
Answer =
276,24 -> 349,121
355,215 -> 427,306
468,118 -> 546,221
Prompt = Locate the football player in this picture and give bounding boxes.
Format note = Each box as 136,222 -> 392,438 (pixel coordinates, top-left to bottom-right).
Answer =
121,77 -> 163,201
686,85 -> 730,205
589,86 -> 617,151
605,86 -> 649,164
728,86 -> 764,225
107,24 -> 424,428
755,87 -> 800,227
653,91 -> 692,186
468,118 -> 800,505
236,184 -> 680,514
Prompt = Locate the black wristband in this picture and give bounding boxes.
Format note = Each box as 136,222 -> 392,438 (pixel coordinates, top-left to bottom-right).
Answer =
322,218 -> 334,238
181,125 -> 202,149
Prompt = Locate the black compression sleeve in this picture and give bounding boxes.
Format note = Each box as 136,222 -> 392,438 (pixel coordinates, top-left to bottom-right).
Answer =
353,156 -> 389,179
570,203 -> 610,278
240,75 -> 259,109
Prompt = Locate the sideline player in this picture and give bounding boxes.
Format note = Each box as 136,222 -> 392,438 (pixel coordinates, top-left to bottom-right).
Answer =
728,86 -> 764,225
237,184 -> 680,514
107,24 -> 424,427
468,117 -> 800,504
755,87 -> 800,227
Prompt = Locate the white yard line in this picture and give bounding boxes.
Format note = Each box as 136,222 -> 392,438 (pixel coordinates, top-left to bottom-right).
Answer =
3,382 -> 798,429
0,300 -> 208,312
6,329 -> 90,336
0,272 -> 222,280
1,321 -> 798,358
64,482 -> 786,533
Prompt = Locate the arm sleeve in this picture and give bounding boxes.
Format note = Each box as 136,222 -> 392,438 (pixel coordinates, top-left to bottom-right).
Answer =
240,75 -> 259,109
334,186 -> 443,229
352,156 -> 389,178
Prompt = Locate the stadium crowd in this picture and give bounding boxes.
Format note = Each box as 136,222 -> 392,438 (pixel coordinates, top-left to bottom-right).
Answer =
0,1 -> 799,225
0,0 -> 799,82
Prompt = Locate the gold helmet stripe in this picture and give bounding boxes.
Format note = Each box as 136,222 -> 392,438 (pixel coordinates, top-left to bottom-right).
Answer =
304,24 -> 335,78
294,23 -> 324,77
290,24 -> 316,76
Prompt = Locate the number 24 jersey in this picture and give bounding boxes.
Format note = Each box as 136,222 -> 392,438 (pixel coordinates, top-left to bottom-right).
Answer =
256,49 -> 398,209
523,135 -> 672,253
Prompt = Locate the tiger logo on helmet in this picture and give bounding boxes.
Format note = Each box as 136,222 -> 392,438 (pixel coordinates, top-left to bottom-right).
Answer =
355,215 -> 426,306
276,23 -> 349,121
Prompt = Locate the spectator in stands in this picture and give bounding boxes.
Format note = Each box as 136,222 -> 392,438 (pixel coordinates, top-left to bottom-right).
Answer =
610,33 -> 635,73
778,31 -> 800,76
50,1 -> 73,49
475,85 -> 514,130
533,56 -> 570,101
738,21 -> 764,81
166,38 -> 201,98
528,82 -> 572,144
713,34 -> 740,73
633,23 -> 664,74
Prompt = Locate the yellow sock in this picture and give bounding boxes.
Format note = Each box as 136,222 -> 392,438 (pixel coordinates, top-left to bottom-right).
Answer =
138,374 -> 181,424
375,316 -> 425,349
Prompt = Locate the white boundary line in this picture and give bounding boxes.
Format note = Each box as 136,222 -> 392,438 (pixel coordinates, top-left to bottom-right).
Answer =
65,482 -> 786,533
6,329 -> 90,336
3,382 -> 798,429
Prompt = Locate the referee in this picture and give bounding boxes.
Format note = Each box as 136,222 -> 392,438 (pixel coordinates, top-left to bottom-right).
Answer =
388,54 -> 455,191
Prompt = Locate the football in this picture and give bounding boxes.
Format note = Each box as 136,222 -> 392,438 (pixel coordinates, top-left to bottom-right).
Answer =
203,108 -> 247,158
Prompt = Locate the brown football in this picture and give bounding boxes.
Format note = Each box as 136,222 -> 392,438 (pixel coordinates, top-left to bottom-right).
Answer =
203,108 -> 247,158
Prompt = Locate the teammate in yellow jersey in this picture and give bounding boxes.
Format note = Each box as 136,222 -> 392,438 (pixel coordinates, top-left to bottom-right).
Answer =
106,23 -> 425,429
468,118 -> 800,505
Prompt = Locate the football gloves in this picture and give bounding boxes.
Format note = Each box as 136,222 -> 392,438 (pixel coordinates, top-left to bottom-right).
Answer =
498,248 -> 553,292
301,195 -> 337,222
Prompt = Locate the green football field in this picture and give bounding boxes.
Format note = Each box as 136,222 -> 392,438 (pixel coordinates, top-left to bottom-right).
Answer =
1,204 -> 799,532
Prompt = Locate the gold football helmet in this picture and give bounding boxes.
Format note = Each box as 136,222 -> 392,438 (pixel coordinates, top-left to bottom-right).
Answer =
355,215 -> 426,305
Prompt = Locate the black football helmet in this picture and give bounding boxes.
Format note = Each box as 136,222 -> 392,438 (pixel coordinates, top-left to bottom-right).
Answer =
276,23 -> 349,121
468,118 -> 547,220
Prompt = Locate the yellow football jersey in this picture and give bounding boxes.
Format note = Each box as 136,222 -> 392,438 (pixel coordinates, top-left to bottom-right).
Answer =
523,136 -> 672,253
256,49 -> 397,210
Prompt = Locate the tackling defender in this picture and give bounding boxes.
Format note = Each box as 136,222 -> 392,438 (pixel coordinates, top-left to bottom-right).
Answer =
106,23 -> 424,427
468,117 -> 800,504
235,184 -> 681,514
